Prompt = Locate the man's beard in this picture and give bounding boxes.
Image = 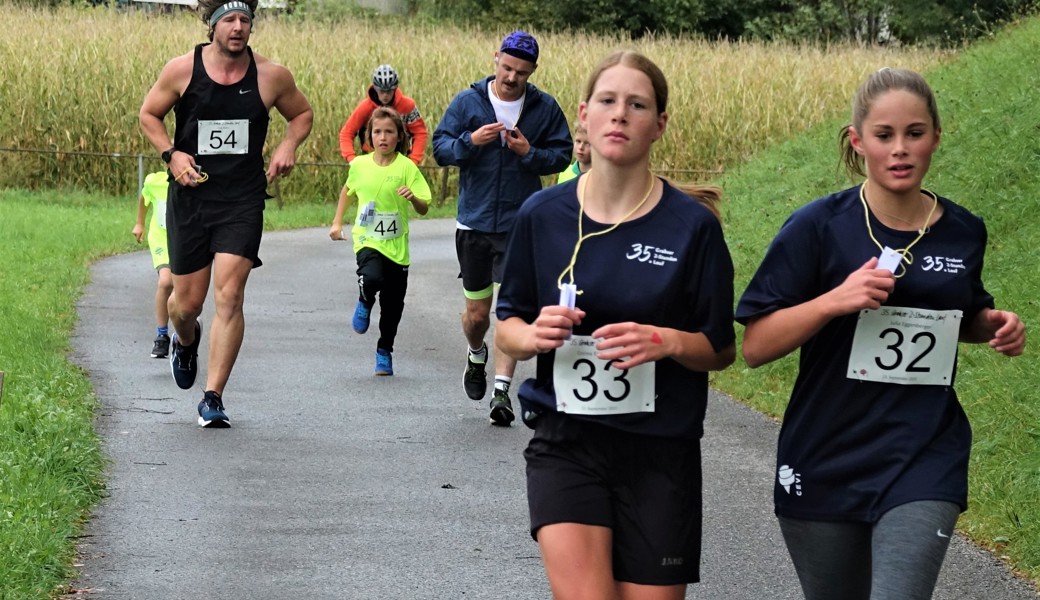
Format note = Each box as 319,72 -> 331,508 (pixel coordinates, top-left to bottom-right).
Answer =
216,38 -> 247,58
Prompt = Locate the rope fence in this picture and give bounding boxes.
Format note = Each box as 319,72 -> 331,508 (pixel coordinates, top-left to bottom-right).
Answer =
0,146 -> 724,207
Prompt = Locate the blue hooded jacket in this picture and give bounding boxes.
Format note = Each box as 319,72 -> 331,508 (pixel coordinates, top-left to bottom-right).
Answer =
433,76 -> 572,234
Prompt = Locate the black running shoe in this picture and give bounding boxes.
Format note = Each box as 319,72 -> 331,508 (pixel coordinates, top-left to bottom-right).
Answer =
151,333 -> 171,359
489,389 -> 515,427
169,320 -> 202,390
464,344 -> 488,400
197,390 -> 230,428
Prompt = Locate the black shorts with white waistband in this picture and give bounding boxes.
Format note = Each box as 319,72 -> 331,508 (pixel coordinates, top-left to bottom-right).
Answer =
525,412 -> 703,585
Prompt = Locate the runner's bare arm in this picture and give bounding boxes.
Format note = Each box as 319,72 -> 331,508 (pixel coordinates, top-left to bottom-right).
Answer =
496,307 -> 584,361
262,62 -> 313,179
743,257 -> 894,367
139,54 -> 194,180
961,307 -> 1026,356
592,323 -> 735,372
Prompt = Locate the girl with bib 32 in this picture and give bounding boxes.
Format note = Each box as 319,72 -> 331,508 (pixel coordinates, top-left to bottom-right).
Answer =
736,68 -> 1026,600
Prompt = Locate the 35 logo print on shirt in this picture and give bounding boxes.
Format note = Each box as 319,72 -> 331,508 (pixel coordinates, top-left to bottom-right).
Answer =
920,255 -> 966,274
625,243 -> 677,266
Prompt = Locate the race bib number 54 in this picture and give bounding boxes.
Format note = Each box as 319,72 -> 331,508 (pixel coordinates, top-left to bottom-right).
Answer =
553,335 -> 655,415
197,119 -> 249,155
848,307 -> 961,386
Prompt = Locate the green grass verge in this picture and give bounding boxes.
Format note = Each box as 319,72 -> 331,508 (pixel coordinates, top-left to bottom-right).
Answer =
0,191 -> 124,599
0,191 -> 349,599
714,16 -> 1040,583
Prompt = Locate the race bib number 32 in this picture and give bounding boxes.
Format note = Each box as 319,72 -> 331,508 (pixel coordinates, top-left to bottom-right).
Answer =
553,335 -> 655,415
197,119 -> 249,155
848,307 -> 961,386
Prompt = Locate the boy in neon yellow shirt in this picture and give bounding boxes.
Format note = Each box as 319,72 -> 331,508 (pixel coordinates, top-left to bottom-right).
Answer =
557,124 -> 591,183
132,171 -> 175,358
330,107 -> 432,375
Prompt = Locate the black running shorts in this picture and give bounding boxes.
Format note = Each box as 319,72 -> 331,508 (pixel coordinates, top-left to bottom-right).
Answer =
455,229 -> 508,299
166,185 -> 265,275
525,412 -> 703,585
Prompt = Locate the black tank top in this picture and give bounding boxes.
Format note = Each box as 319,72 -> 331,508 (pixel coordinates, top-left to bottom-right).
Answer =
174,44 -> 270,202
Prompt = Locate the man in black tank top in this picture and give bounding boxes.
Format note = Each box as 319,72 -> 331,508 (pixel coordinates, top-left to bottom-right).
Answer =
139,0 -> 313,428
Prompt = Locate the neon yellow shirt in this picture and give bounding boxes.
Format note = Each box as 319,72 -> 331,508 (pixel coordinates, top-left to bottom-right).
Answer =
141,171 -> 170,269
556,160 -> 582,184
346,153 -> 432,265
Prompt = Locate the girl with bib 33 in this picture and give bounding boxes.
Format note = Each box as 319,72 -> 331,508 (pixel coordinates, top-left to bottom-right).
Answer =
736,68 -> 1026,600
495,51 -> 736,600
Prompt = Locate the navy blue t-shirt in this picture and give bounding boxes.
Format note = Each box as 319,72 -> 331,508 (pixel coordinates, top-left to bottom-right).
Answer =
735,185 -> 994,522
496,178 -> 735,440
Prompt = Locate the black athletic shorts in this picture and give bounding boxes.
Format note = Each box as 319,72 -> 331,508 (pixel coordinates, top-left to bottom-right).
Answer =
525,412 -> 703,585
455,229 -> 508,299
166,185 -> 264,275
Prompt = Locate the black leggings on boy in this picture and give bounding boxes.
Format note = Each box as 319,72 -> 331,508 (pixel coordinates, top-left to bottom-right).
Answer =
356,247 -> 408,353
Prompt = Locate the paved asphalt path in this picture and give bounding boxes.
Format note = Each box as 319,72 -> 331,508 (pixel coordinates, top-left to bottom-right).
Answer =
70,218 -> 1037,599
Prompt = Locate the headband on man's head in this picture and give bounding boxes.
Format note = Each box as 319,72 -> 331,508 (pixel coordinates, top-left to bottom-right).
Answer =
209,1 -> 253,27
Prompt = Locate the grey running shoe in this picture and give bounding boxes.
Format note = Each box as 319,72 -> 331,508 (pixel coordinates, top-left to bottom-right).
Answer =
464,344 -> 488,400
489,389 -> 515,427
151,333 -> 171,358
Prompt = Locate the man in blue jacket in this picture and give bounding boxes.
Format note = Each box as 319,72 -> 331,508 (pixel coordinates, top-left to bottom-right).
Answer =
433,30 -> 571,427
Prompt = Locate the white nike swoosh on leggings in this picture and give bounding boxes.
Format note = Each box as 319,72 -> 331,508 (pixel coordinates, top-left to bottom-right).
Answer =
937,530 -> 950,538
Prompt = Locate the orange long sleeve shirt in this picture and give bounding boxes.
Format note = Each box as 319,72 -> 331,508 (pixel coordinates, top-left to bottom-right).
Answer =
338,86 -> 428,165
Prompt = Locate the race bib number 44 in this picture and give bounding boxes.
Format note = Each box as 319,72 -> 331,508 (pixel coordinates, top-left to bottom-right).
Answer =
368,212 -> 403,240
553,335 -> 655,415
197,119 -> 249,155
848,307 -> 961,386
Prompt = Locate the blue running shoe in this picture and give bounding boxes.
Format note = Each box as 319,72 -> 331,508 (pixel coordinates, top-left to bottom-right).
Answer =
169,320 -> 202,390
375,348 -> 393,376
197,390 -> 230,428
352,301 -> 371,334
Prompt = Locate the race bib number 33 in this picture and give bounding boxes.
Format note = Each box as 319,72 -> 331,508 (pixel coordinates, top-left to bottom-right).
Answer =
848,307 -> 961,386
553,335 -> 655,415
197,119 -> 249,155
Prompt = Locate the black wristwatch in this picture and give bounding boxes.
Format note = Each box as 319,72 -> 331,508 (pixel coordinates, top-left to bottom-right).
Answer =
161,147 -> 176,164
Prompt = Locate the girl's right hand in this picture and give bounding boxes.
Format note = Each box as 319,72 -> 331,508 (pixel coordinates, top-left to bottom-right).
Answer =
528,305 -> 585,354
329,225 -> 343,241
827,257 -> 896,315
132,224 -> 144,243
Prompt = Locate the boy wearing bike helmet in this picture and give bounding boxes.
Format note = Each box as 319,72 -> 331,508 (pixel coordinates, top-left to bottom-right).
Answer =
339,63 -> 428,166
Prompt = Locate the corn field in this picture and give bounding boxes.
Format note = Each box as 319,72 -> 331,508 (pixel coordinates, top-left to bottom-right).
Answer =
0,4 -> 948,203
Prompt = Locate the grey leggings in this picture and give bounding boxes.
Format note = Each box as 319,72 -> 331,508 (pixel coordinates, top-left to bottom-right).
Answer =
778,500 -> 961,600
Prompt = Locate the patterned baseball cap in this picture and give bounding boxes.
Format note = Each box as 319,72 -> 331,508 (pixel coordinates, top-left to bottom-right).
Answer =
500,30 -> 539,64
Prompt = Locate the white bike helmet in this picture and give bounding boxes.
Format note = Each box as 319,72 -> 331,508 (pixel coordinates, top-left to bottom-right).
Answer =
372,64 -> 399,91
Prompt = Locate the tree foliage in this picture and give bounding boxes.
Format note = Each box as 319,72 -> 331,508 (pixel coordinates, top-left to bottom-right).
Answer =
19,0 -> 1039,45
409,0 -> 1040,46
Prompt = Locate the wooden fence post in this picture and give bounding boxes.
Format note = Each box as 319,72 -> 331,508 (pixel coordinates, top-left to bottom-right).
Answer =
439,166 -> 449,206
271,176 -> 283,209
